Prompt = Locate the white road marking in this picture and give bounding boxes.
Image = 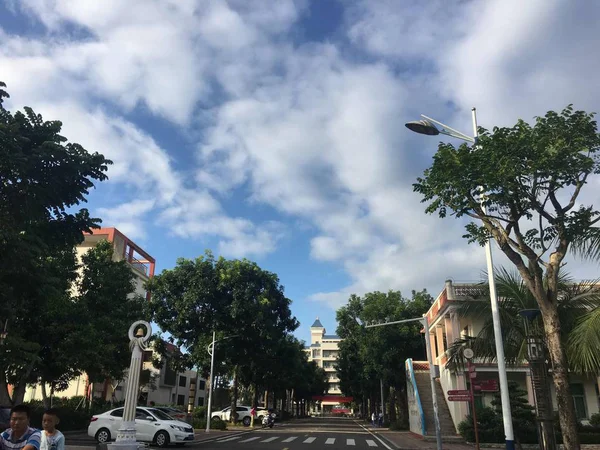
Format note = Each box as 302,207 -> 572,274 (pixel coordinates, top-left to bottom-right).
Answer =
261,436 -> 279,442
239,436 -> 261,442
366,439 -> 378,447
303,437 -> 316,443
347,438 -> 356,445
325,437 -> 335,444
282,436 -> 298,442
217,436 -> 242,442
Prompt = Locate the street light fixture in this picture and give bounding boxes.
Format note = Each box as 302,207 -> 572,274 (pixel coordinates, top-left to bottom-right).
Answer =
406,108 -> 515,450
205,332 -> 239,433
364,316 -> 442,450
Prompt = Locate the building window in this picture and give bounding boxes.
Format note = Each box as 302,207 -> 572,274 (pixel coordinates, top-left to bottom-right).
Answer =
179,375 -> 187,387
164,365 -> 177,386
571,383 -> 587,419
177,394 -> 185,406
199,380 -> 206,390
198,397 -> 204,406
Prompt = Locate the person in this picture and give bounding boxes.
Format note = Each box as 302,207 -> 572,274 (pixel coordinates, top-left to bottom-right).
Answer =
378,411 -> 383,428
371,411 -> 376,427
40,409 -> 64,450
250,406 -> 256,427
0,404 -> 41,450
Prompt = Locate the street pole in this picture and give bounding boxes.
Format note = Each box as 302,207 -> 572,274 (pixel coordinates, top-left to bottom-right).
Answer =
365,316 -> 442,450
472,108 -> 515,450
205,331 -> 216,433
423,316 -> 443,450
466,355 -> 480,450
380,378 -> 385,425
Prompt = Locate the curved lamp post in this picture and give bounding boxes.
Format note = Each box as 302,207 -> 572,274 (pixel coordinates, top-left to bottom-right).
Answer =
406,109 -> 515,450
205,333 -> 239,433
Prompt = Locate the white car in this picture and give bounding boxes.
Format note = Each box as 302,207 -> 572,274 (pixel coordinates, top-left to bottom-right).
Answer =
88,407 -> 194,447
211,406 -> 272,426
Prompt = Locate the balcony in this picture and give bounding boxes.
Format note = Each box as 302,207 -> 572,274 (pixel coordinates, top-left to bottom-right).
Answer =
127,255 -> 150,276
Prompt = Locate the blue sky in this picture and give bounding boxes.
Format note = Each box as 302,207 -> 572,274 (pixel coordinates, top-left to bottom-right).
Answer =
2,0 -> 600,345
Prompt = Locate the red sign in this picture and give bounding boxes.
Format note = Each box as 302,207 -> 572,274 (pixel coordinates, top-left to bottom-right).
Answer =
448,395 -> 472,402
468,365 -> 476,372
470,371 -> 477,379
480,380 -> 498,392
448,390 -> 470,396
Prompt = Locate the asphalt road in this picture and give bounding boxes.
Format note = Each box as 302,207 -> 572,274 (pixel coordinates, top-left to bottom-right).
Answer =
66,417 -> 393,450
197,417 -> 393,449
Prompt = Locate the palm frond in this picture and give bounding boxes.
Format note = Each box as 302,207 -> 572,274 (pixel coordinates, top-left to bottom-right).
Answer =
570,227 -> 600,262
566,306 -> 600,374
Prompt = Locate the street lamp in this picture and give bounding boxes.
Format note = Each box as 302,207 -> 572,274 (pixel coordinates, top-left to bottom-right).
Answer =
406,108 -> 516,450
364,316 -> 442,450
205,332 -> 239,433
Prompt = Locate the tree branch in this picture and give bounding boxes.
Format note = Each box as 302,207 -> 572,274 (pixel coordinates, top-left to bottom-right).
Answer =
562,173 -> 589,214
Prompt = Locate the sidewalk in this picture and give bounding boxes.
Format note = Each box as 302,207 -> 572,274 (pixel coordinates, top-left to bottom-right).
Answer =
372,430 -> 473,450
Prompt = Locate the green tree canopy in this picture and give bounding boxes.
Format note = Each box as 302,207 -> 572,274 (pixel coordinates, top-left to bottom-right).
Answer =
413,105 -> 600,449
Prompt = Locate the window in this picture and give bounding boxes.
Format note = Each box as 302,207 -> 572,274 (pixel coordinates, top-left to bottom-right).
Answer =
177,394 -> 185,406
199,380 -> 206,390
571,383 -> 587,419
198,397 -> 204,406
136,409 -> 151,420
110,409 -> 124,418
179,375 -> 187,387
164,365 -> 177,386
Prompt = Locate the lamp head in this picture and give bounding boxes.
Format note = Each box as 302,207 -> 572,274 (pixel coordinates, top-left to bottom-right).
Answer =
518,309 -> 541,321
405,119 -> 440,136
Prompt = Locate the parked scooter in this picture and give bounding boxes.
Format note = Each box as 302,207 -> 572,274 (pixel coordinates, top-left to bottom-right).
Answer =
261,411 -> 275,428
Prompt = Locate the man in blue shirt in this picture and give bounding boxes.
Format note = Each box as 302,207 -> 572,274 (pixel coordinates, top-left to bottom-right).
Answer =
0,405 -> 41,450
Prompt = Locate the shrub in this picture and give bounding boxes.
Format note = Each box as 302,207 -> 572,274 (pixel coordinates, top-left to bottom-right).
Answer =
192,406 -> 206,420
458,407 -> 504,443
192,419 -> 227,430
590,413 -> 600,428
389,420 -> 409,431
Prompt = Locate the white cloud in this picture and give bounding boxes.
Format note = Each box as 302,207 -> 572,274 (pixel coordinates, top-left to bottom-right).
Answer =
3,0 -> 600,312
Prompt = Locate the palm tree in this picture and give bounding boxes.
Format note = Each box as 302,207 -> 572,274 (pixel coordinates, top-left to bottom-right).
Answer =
445,268 -> 600,375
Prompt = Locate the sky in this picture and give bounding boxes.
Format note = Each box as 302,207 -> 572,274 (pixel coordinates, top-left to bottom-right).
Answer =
2,0 -> 600,345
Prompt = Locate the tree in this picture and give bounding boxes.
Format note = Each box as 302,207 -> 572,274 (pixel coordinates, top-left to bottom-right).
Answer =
336,289 -> 432,423
146,252 -> 299,423
413,105 -> 600,449
0,81 -> 111,405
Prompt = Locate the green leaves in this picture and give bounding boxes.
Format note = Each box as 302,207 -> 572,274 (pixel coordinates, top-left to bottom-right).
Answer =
413,106 -> 600,259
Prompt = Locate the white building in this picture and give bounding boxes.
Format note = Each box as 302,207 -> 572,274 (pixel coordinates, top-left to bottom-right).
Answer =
304,318 -> 351,414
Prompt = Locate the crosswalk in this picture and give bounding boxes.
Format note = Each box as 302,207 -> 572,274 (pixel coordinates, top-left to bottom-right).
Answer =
215,435 -> 382,446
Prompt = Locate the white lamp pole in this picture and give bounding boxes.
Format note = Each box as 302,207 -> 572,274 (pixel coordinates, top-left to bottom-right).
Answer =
366,317 -> 442,450
406,108 -> 515,450
205,331 -> 216,433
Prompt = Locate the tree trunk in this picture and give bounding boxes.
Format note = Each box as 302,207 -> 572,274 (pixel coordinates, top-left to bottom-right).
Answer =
41,382 -> 50,409
388,387 -> 397,423
0,373 -> 12,406
542,303 -> 580,450
250,384 -> 258,427
264,389 -> 269,408
229,366 -> 238,424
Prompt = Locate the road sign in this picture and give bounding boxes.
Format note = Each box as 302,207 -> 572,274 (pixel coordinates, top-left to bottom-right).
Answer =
448,395 -> 472,402
470,371 -> 477,378
468,365 -> 476,372
448,390 -> 470,396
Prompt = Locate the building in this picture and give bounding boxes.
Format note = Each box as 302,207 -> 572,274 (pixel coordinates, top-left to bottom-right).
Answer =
304,318 -> 351,414
24,227 -> 205,409
405,279 -> 600,437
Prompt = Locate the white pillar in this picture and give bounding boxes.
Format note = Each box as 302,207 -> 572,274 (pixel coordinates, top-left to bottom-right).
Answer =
108,320 -> 152,450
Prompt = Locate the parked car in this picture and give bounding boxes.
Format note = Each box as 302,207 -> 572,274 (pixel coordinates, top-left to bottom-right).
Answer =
88,407 -> 194,447
211,406 -> 254,426
155,407 -> 187,422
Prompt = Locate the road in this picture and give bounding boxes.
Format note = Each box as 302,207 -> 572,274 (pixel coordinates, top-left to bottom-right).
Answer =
197,417 -> 393,449
66,417 -> 393,450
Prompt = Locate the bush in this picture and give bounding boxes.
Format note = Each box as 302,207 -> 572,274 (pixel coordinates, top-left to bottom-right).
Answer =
590,413 -> 600,428
192,418 -> 227,430
388,420 -> 409,431
192,406 -> 206,420
458,407 -> 504,443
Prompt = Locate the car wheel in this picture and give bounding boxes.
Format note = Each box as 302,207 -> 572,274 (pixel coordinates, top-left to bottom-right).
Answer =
154,431 -> 170,448
95,428 -> 111,444
212,416 -> 221,422
242,416 -> 251,426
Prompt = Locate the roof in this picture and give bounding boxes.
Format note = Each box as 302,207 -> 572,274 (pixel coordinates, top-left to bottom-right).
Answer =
310,343 -> 321,347
311,318 -> 324,328
323,334 -> 340,339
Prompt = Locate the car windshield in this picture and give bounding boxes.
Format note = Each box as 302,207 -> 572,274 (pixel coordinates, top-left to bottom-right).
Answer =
147,408 -> 177,421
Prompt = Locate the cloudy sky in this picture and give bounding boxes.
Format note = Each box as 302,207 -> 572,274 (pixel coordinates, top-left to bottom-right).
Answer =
2,0 -> 599,344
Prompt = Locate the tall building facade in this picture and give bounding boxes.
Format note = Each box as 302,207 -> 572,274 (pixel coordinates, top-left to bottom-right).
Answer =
305,318 -> 351,413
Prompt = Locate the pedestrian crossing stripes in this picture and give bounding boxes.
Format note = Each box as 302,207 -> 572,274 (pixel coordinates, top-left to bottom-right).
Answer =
215,435 -> 381,446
